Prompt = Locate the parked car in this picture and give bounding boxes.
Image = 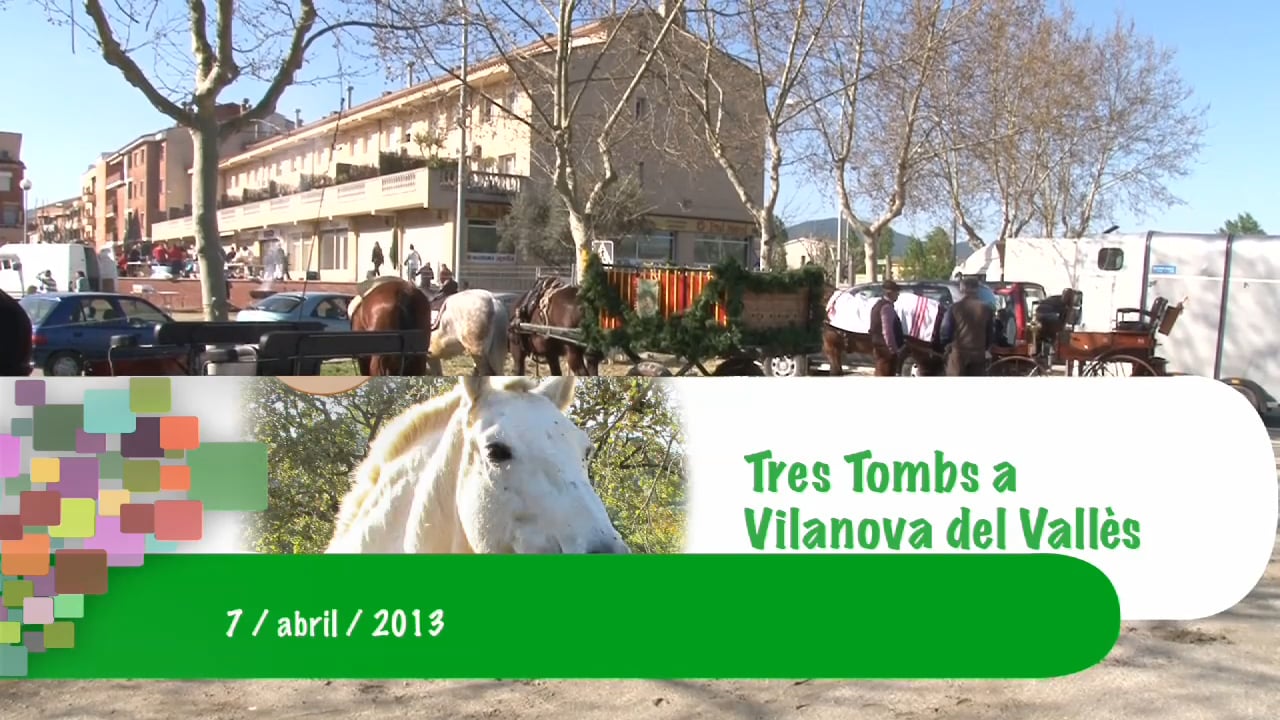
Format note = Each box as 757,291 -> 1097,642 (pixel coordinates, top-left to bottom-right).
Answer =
807,280 -> 1000,376
22,292 -> 175,376
235,292 -> 353,331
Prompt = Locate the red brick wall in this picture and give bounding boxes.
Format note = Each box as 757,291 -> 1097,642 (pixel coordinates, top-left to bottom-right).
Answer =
109,278 -> 360,313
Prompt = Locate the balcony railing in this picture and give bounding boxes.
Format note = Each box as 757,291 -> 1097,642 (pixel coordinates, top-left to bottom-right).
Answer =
149,165 -> 527,241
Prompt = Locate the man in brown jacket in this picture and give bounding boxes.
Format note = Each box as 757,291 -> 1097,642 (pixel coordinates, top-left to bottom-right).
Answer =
940,278 -> 994,376
868,281 -> 906,376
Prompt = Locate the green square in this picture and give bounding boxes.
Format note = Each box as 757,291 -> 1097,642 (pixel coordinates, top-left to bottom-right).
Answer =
9,418 -> 33,437
0,622 -> 18,644
129,378 -> 171,414
4,476 -> 31,497
43,622 -> 74,649
98,452 -> 124,480
5,610 -> 20,624
2,581 -> 33,609
122,461 -> 161,492
53,594 -> 84,619
187,442 -> 269,511
31,405 -> 83,452
164,450 -> 184,460
24,526 -> 46,536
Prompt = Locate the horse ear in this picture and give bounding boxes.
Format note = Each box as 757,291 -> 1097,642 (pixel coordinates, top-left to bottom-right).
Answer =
534,376 -> 576,411
458,377 -> 487,405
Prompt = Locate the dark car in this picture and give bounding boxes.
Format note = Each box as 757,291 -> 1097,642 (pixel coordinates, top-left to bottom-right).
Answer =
21,292 -> 174,376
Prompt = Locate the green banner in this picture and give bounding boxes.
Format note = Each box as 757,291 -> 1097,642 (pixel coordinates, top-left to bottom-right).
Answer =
23,554 -> 1118,680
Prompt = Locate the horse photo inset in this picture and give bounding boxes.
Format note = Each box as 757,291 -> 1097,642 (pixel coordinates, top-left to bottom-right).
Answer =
243,376 -> 686,555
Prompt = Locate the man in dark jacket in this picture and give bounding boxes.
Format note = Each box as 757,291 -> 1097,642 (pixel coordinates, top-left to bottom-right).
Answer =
869,281 -> 906,376
940,278 -> 995,376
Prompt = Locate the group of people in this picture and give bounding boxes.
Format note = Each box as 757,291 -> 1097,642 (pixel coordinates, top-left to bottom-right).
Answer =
370,241 -> 455,293
869,277 -> 995,377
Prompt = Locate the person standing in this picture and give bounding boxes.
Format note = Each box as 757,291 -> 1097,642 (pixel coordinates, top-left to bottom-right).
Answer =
371,242 -> 384,276
73,271 -> 90,292
940,277 -> 995,376
404,245 -> 422,283
868,281 -> 906,376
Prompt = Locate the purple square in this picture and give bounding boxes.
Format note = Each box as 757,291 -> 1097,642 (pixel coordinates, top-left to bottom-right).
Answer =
82,515 -> 145,566
0,435 -> 18,479
14,380 -> 45,407
120,417 -> 163,458
53,458 -> 99,499
29,569 -> 55,597
75,430 -> 107,455
22,631 -> 45,654
0,606 -> 6,621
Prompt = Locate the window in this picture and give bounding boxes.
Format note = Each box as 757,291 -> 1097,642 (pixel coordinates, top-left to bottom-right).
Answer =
71,298 -> 122,325
1,204 -> 18,228
287,233 -> 312,272
506,86 -> 520,115
0,171 -> 11,192
255,294 -> 302,314
615,231 -> 674,265
311,297 -> 349,320
19,296 -> 59,324
498,154 -> 517,175
466,220 -> 501,255
318,229 -> 349,271
117,298 -> 170,324
483,97 -> 496,123
635,97 -> 648,119
692,236 -> 749,266
1097,247 -> 1124,271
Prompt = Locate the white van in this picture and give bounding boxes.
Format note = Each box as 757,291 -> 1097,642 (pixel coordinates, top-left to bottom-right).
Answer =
0,242 -> 102,296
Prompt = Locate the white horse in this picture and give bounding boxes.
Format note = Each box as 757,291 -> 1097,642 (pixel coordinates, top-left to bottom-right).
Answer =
427,289 -> 510,376
326,376 -> 630,554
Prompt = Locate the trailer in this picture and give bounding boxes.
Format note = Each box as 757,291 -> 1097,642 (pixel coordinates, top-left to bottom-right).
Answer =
957,232 -> 1280,413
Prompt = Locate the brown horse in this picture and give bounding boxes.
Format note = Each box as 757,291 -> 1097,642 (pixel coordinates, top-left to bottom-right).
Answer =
509,277 -> 602,377
821,287 -> 947,376
348,277 -> 434,376
1,289 -> 33,376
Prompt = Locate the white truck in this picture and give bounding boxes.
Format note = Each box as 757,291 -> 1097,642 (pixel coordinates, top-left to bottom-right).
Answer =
955,232 -> 1279,414
0,242 -> 108,296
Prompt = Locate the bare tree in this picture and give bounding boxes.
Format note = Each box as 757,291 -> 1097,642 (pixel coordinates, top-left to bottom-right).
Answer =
42,0 -> 427,319
375,0 -> 685,282
929,3 -> 1204,246
801,0 -> 970,281
655,0 -> 836,270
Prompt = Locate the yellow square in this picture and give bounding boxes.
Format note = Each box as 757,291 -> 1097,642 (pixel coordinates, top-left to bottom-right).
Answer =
30,457 -> 60,484
98,489 -> 131,517
49,499 -> 97,538
0,621 -> 19,644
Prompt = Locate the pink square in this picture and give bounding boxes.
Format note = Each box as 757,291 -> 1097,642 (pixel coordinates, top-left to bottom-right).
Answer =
23,596 -> 54,625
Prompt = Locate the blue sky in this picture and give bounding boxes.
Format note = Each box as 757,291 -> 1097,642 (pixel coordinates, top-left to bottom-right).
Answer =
0,0 -> 1273,237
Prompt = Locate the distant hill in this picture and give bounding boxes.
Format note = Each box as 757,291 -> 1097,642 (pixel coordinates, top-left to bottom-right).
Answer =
785,217 -> 974,262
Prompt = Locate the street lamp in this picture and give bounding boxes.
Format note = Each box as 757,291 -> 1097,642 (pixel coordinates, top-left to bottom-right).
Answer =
19,178 -> 32,243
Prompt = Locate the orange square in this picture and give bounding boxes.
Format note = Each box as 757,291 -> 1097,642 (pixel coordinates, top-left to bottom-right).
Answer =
159,465 -> 191,492
0,534 -> 52,576
159,416 -> 200,451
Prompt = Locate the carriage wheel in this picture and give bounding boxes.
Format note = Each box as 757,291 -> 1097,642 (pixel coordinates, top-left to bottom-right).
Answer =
987,356 -> 1045,377
627,361 -> 673,377
1081,353 -> 1160,377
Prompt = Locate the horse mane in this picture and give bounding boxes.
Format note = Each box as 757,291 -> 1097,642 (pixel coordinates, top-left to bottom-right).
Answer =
331,376 -> 542,541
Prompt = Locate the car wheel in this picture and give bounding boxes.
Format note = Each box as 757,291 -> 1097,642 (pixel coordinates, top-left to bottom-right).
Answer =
764,354 -> 809,377
46,352 -> 84,377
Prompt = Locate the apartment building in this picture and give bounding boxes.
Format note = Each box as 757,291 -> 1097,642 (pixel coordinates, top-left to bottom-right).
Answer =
0,132 -> 28,246
147,13 -> 765,288
30,197 -> 84,243
82,102 -> 294,248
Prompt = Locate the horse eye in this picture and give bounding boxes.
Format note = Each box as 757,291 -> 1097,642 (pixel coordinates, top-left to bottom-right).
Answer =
486,442 -> 513,463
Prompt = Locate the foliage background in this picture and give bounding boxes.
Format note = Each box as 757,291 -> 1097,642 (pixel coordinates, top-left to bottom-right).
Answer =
243,377 -> 686,554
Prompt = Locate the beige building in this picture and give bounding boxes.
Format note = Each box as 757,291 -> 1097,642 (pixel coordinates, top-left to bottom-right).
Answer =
148,13 -> 765,288
30,197 -> 84,243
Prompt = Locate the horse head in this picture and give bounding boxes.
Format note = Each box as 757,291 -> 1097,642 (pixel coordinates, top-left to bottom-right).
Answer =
451,377 -> 629,554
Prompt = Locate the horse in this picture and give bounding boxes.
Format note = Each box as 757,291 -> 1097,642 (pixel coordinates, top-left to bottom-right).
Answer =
348,277 -> 435,376
426,288 -> 511,376
821,289 -> 948,376
509,276 -> 602,377
0,289 -> 33,376
325,376 -> 630,554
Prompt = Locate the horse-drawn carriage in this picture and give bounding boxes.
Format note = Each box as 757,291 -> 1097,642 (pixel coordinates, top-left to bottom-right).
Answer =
509,256 -> 826,377
986,286 -> 1183,377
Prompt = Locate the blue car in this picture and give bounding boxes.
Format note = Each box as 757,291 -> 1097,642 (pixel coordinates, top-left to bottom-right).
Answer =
235,291 -> 353,331
21,292 -> 175,376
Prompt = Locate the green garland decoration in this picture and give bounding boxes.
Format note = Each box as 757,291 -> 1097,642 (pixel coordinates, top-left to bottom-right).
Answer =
578,254 -> 827,361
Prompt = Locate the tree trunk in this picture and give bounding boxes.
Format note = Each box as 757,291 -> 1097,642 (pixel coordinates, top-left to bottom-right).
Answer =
567,208 -> 591,284
863,237 -> 878,282
191,119 -> 229,321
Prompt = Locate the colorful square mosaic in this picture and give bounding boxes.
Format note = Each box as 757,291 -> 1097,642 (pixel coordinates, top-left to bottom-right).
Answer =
0,379 -> 268,676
